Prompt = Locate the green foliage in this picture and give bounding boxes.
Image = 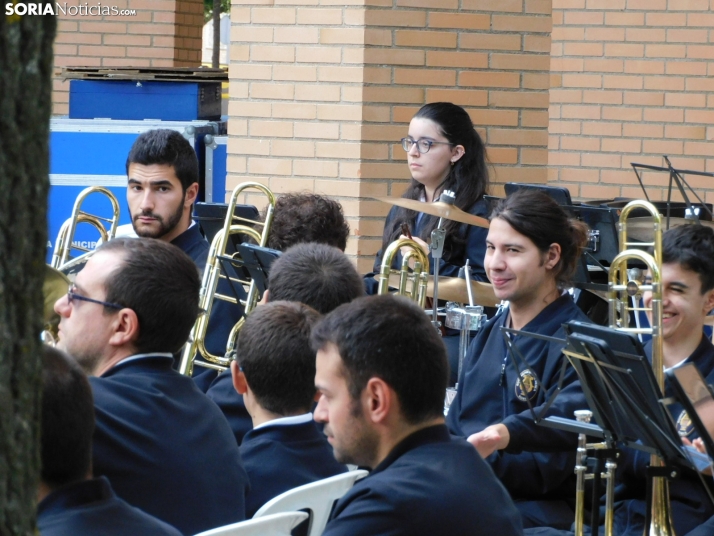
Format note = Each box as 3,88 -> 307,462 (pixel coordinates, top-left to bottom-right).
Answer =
204,0 -> 231,23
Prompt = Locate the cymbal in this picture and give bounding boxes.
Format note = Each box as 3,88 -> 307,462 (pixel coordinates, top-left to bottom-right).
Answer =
378,273 -> 499,307
625,217 -> 714,242
375,197 -> 489,229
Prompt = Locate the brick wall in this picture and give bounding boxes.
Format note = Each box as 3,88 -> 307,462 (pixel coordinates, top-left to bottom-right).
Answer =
52,0 -> 203,115
228,0 -> 552,272
548,0 -> 714,203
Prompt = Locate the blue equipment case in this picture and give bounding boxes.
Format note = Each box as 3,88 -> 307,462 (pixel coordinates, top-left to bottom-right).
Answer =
69,80 -> 222,121
48,118 -> 224,264
204,134 -> 227,203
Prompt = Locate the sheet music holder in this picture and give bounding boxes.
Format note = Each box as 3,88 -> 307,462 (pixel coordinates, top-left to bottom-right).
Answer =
233,244 -> 281,296
194,202 -> 261,246
631,156 -> 714,227
501,321 -> 691,467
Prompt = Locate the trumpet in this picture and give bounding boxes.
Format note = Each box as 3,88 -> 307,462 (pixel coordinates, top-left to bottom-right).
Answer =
50,186 -> 120,274
179,182 -> 276,376
377,237 -> 430,308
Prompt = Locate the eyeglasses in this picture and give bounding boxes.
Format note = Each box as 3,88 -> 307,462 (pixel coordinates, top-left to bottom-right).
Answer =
67,285 -> 124,310
401,137 -> 453,154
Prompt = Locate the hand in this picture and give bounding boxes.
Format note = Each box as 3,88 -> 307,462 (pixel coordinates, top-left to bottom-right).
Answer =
399,234 -> 429,266
467,424 -> 510,458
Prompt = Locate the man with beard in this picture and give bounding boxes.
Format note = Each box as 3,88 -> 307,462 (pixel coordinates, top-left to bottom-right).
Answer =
125,129 -> 241,390
126,129 -> 207,267
312,295 -> 523,536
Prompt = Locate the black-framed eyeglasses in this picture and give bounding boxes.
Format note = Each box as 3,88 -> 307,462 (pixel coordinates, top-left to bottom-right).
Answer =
67,285 -> 124,310
401,137 -> 453,154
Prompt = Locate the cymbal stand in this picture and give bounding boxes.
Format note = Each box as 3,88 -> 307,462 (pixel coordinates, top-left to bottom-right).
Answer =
430,190 -> 454,331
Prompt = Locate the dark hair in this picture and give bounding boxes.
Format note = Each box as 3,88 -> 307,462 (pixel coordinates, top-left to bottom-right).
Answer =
97,237 -> 200,353
311,295 -> 448,424
381,102 -> 489,260
237,301 -> 321,415
41,346 -> 95,488
662,224 -> 714,293
269,243 -> 364,314
490,190 -> 589,289
268,193 -> 350,252
125,129 -> 199,191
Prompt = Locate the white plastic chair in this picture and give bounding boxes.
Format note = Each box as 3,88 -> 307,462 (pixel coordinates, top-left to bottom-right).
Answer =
253,470 -> 369,536
194,511 -> 309,536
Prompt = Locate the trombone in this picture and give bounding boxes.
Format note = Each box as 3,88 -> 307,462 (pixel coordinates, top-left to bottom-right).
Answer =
179,182 -> 276,376
50,186 -> 120,274
607,200 -> 674,536
572,200 -> 673,536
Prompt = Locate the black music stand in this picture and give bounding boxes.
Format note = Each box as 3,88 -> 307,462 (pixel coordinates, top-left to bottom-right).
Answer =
234,244 -> 281,296
194,202 -> 261,246
500,321 -> 695,533
504,182 -> 573,206
631,156 -> 714,227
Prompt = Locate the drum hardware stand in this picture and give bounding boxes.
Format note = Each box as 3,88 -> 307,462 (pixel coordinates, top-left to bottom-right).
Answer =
429,190 -> 454,332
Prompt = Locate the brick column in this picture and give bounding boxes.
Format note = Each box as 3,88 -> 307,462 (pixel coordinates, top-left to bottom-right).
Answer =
52,0 -> 203,116
228,1 -> 552,271
548,0 -> 714,202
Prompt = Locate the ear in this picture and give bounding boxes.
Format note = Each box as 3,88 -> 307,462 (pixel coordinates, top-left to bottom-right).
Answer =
107,308 -> 140,348
362,377 -> 392,425
259,289 -> 270,305
544,243 -> 562,271
450,144 -> 465,164
184,182 -> 199,208
231,360 -> 248,395
702,288 -> 714,317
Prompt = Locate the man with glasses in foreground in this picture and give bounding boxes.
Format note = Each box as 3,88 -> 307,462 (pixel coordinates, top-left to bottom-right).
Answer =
53,237 -> 249,536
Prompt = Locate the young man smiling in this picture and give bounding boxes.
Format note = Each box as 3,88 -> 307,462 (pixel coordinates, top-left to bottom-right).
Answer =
446,189 -> 591,529
610,224 -> 714,536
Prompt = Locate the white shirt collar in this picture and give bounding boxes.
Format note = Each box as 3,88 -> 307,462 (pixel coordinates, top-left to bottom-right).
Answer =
116,352 -> 173,367
253,412 -> 313,431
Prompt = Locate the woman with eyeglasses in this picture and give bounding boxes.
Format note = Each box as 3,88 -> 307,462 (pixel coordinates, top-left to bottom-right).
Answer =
370,102 -> 490,283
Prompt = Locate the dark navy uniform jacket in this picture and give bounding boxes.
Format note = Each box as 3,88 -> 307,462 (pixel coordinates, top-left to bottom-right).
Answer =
323,424 -> 523,536
447,294 -> 589,500
610,335 -> 714,536
206,369 -> 253,445
171,224 -> 244,392
240,419 -> 347,517
90,354 -> 249,536
37,477 -> 182,536
687,515 -> 714,536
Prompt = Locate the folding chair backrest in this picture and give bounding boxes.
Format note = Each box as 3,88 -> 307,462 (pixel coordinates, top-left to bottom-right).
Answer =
194,511 -> 309,536
253,470 -> 369,536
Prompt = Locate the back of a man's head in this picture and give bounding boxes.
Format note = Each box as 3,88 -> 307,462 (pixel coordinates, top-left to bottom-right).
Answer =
268,243 -> 364,314
97,237 -> 200,353
311,295 -> 448,425
125,129 -> 198,192
662,224 -> 714,293
237,301 -> 321,415
41,346 -> 95,490
268,193 -> 350,252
